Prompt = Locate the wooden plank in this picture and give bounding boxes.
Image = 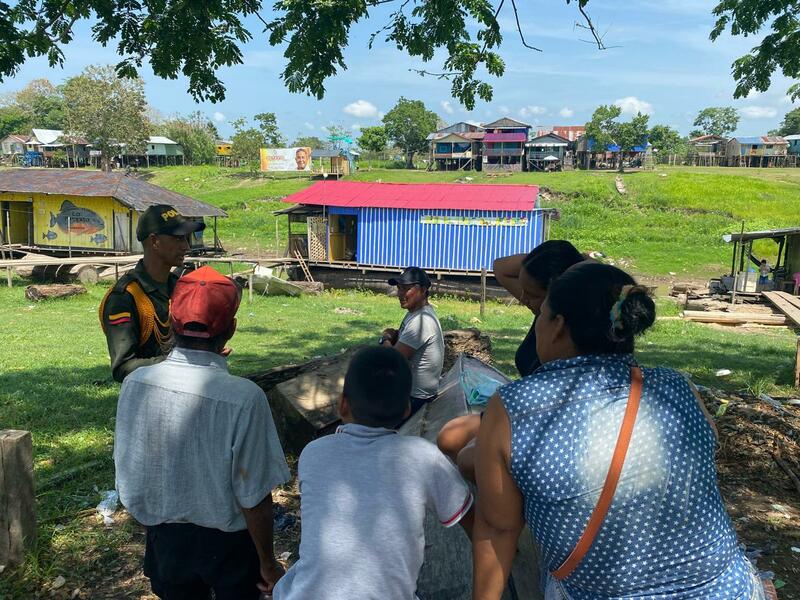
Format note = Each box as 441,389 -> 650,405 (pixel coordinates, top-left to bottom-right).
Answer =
762,291 -> 800,328
0,430 -> 37,567
681,310 -> 788,326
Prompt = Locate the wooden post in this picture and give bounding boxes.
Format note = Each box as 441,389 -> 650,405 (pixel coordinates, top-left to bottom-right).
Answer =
0,430 -> 37,567
480,267 -> 487,318
248,272 -> 254,304
795,337 -> 800,389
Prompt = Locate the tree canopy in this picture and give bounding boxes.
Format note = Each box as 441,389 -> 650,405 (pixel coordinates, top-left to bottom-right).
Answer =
62,65 -> 149,171
255,112 -> 286,147
711,0 -> 800,101
691,107 -> 739,138
584,105 -> 650,172
648,125 -> 686,155
382,98 -> 438,168
0,78 -> 66,136
772,107 -> 800,137
292,135 -> 325,149
0,0 -> 601,108
162,112 -> 218,165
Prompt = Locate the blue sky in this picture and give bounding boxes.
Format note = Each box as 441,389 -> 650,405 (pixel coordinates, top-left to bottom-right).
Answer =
5,0 -> 799,140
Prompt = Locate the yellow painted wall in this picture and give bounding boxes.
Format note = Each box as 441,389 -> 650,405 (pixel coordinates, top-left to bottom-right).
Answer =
0,192 -> 136,250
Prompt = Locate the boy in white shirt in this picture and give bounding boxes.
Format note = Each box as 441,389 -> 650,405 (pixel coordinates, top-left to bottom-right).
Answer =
272,346 -> 472,600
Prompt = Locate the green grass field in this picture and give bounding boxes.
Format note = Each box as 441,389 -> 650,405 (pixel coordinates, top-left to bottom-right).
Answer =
0,276 -> 797,596
143,165 -> 800,277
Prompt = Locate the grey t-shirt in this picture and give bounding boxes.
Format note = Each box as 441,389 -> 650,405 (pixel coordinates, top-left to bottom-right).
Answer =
272,423 -> 472,600
398,304 -> 445,399
114,347 -> 290,531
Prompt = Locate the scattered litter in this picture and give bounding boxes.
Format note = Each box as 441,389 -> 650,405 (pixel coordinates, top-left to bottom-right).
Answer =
770,503 -> 791,516
54,524 -> 65,531
774,579 -> 786,590
273,505 -> 296,531
715,369 -> 732,377
787,399 -> 800,406
714,399 -> 729,418
52,575 -> 66,589
278,551 -> 292,561
791,546 -> 800,554
760,394 -> 790,415
669,272 -> 677,276
0,565 -> 5,574
588,251 -> 605,259
96,490 -> 119,525
71,589 -> 81,599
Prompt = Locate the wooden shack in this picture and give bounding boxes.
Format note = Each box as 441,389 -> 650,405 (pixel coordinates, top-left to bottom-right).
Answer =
428,122 -> 485,171
723,227 -> 800,293
481,117 -> 531,172
688,134 -> 727,166
0,169 -> 225,255
526,133 -> 570,171
311,148 -> 358,177
725,136 -> 790,167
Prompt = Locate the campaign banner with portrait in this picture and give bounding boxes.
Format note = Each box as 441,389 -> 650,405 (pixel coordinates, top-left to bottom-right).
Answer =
259,147 -> 313,172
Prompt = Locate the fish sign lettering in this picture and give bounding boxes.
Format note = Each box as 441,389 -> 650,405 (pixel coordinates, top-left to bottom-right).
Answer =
50,201 -> 106,236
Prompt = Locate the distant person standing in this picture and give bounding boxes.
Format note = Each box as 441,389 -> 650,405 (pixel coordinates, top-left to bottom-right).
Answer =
759,259 -> 771,285
381,267 -> 444,417
99,204 -> 204,382
115,266 -> 290,599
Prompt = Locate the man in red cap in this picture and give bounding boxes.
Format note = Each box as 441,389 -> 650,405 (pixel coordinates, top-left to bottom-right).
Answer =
114,266 -> 290,600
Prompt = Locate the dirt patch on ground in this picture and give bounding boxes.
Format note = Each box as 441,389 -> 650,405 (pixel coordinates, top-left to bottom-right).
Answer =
700,388 -> 800,599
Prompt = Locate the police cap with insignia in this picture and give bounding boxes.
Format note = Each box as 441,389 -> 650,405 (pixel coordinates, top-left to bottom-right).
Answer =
136,204 -> 206,241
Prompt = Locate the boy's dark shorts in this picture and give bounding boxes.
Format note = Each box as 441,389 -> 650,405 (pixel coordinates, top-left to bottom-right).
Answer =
144,522 -> 261,600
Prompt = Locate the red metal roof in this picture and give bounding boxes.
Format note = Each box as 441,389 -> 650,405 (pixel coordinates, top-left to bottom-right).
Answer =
282,181 -> 539,211
484,132 -> 527,142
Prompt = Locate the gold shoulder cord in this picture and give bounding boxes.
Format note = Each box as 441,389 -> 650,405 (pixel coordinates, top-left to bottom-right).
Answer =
126,281 -> 172,350
98,282 -> 172,350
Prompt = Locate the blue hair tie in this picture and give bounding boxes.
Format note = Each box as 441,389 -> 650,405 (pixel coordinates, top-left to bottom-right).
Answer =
609,285 -> 635,330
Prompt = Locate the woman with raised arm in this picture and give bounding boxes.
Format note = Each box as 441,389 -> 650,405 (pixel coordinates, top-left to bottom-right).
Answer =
472,262 -> 763,600
437,241 -> 584,480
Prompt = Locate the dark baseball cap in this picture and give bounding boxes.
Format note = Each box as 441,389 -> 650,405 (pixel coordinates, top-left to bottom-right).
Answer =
388,266 -> 431,289
136,204 -> 206,241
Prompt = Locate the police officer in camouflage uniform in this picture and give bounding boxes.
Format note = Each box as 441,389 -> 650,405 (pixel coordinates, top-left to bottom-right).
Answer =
100,204 -> 205,382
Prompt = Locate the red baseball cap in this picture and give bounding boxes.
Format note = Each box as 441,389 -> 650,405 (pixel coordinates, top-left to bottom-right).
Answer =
171,266 -> 241,338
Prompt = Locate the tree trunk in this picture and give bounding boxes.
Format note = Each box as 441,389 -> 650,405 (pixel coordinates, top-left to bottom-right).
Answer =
406,150 -> 415,169
25,284 -> 87,301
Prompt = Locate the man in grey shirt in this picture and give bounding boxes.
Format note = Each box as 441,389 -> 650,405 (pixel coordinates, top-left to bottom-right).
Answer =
381,266 -> 445,417
114,266 -> 290,600
272,347 -> 472,600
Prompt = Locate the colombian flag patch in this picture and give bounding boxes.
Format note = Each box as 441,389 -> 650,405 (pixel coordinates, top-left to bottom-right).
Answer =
108,312 -> 132,325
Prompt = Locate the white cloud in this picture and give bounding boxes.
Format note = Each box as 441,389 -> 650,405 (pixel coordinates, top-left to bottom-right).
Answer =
498,105 -> 510,115
351,123 -> 363,131
343,100 -> 379,118
559,107 -> 574,118
466,119 -> 482,127
739,106 -> 778,119
304,122 -> 315,130
519,105 -> 547,118
320,126 -> 330,133
441,101 -> 455,115
213,112 -> 226,123
614,96 -> 654,115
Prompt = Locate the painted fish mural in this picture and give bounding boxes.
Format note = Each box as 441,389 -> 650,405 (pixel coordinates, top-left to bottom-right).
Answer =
42,230 -> 58,241
90,233 -> 108,245
50,200 -> 105,236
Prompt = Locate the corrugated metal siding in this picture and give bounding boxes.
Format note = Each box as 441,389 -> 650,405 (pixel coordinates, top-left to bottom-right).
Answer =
356,207 -> 545,271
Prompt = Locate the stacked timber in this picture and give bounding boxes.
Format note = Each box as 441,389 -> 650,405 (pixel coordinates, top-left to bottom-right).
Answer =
681,310 -> 788,326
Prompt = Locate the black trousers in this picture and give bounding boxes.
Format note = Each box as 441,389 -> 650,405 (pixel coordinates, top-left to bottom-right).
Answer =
144,522 -> 261,600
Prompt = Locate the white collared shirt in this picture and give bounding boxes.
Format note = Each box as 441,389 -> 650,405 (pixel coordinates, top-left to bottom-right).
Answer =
114,347 -> 290,531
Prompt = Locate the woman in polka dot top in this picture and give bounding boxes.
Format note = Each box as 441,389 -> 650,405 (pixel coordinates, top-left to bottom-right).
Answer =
472,262 -> 764,600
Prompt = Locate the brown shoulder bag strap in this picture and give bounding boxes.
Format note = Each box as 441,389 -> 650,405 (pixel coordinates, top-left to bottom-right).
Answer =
552,366 -> 643,581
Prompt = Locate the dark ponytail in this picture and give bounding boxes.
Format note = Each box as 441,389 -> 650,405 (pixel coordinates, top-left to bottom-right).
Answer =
521,240 -> 585,289
545,262 -> 655,354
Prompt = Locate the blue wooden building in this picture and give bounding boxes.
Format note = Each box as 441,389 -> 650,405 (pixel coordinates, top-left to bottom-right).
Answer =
278,181 -> 554,274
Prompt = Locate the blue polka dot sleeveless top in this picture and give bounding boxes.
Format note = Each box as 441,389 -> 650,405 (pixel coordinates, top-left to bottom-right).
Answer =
499,354 -> 756,599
